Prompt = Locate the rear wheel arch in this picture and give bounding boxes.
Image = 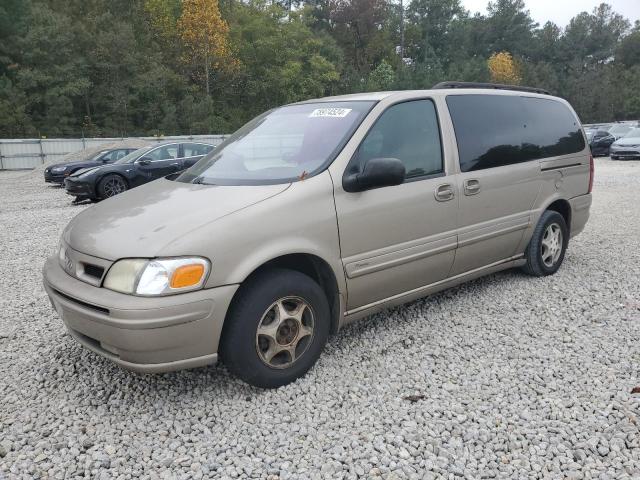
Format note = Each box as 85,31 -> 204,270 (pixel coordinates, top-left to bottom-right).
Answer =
545,198 -> 572,231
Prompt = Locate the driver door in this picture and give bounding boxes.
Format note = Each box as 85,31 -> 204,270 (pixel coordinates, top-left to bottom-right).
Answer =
333,99 -> 458,310
134,144 -> 181,184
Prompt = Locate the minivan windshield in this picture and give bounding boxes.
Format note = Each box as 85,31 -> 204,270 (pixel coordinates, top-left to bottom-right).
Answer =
114,146 -> 153,165
176,101 -> 375,185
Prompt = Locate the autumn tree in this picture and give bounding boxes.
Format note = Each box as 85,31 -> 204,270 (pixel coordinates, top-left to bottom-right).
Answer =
178,0 -> 232,96
487,51 -> 521,84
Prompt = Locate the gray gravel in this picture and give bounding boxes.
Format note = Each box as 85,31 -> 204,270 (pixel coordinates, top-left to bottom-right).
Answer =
1,158 -> 640,479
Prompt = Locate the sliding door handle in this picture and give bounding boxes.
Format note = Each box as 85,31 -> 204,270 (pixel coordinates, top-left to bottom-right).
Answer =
463,179 -> 481,195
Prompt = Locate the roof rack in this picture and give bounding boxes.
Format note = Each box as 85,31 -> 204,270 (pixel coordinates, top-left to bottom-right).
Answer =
432,81 -> 551,95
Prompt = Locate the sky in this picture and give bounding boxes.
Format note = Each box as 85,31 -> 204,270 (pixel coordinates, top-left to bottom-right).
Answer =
461,0 -> 640,27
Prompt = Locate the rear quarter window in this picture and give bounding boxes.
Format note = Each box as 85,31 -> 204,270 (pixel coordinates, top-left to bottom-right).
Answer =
446,94 -> 585,172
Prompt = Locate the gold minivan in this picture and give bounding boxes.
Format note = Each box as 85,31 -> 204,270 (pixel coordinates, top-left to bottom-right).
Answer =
43,83 -> 593,388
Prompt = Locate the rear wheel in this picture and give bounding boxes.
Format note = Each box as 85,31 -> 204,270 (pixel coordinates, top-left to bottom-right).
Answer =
611,155 -> 619,160
522,210 -> 568,277
98,174 -> 127,199
221,268 -> 330,388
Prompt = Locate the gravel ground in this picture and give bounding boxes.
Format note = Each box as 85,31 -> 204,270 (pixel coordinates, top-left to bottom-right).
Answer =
1,158 -> 639,479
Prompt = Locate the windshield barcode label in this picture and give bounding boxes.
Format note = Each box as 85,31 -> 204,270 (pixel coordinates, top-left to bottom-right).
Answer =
309,108 -> 352,118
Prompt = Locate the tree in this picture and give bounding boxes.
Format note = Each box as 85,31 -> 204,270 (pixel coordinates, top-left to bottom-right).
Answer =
145,0 -> 181,39
328,0 -> 393,74
563,3 -> 629,66
217,3 -> 341,123
485,0 -> 536,57
616,23 -> 640,67
366,60 -> 395,90
487,51 -> 521,84
178,0 -> 232,96
406,0 -> 462,63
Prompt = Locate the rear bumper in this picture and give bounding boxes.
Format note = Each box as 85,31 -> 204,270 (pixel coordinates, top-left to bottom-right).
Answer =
43,256 -> 238,373
569,193 -> 592,238
64,178 -> 96,197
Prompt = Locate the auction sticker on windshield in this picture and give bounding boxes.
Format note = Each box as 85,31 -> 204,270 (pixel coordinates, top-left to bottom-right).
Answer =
309,108 -> 352,118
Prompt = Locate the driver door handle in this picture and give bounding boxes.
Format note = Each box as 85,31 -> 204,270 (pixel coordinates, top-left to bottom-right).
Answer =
435,183 -> 454,202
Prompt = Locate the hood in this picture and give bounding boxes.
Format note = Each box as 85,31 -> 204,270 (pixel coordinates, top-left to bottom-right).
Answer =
64,178 -> 290,260
64,159 -> 99,169
70,166 -> 101,177
613,137 -> 640,146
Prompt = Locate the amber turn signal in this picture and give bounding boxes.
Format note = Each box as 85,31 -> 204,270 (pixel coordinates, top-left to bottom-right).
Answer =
170,264 -> 205,289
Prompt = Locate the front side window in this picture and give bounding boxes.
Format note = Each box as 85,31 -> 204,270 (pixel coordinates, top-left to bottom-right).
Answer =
114,149 -> 129,160
353,100 -> 443,179
447,94 -> 585,172
176,101 -> 375,185
115,146 -> 153,164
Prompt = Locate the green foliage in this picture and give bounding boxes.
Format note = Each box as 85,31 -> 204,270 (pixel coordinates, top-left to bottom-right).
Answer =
0,0 -> 638,137
366,60 -> 395,91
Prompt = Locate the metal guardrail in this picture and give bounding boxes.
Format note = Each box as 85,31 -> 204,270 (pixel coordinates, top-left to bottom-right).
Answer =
0,135 -> 228,170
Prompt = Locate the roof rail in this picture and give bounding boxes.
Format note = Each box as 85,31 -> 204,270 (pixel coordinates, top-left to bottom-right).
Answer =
432,81 -> 551,95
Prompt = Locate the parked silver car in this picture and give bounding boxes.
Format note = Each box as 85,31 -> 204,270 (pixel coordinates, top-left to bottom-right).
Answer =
610,128 -> 640,160
43,83 -> 593,388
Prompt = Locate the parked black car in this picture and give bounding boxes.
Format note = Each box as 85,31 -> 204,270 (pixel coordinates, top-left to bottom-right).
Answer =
64,141 -> 215,201
44,148 -> 137,184
587,129 -> 615,157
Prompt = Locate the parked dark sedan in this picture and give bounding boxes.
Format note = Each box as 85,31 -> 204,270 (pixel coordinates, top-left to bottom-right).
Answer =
64,141 -> 215,201
44,148 -> 137,184
587,129 -> 615,157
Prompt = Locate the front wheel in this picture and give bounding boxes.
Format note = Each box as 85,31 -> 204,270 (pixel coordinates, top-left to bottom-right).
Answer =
521,210 -> 568,277
221,268 -> 330,388
98,174 -> 128,199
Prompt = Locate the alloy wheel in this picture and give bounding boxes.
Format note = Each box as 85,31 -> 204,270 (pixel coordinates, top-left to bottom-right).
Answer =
103,177 -> 126,197
541,222 -> 563,267
255,296 -> 315,369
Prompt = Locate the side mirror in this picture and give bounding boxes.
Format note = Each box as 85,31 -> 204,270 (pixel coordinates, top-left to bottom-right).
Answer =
343,157 -> 405,193
137,157 -> 152,166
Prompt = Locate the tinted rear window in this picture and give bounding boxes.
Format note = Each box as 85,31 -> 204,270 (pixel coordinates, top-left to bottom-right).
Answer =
446,95 -> 585,172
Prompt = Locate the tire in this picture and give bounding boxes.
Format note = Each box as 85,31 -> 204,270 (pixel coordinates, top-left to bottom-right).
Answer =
97,174 -> 128,199
521,210 -> 569,277
611,155 -> 618,160
221,268 -> 330,388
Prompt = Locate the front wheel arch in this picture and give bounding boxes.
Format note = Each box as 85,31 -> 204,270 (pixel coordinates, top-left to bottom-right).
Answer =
226,253 -> 342,336
97,173 -> 129,198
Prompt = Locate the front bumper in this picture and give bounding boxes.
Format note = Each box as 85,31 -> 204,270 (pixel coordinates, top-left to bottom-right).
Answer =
64,177 -> 96,198
43,256 -> 238,373
610,147 -> 640,159
44,170 -> 66,183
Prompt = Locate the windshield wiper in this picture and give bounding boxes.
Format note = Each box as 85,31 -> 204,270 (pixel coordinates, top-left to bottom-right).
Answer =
192,176 -> 216,186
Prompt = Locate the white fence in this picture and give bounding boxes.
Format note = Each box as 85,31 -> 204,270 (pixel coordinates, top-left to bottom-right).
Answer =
0,135 -> 227,170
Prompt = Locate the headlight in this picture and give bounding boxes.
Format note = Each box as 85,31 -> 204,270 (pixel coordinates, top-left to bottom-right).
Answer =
51,166 -> 67,173
103,257 -> 210,296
